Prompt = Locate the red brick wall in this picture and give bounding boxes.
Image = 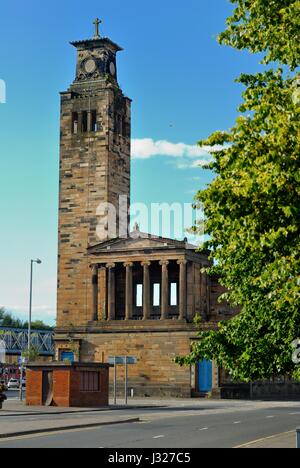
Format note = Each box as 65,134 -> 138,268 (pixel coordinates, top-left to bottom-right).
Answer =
26,367 -> 110,408
52,370 -> 70,407
26,369 -> 43,406
69,369 -> 109,407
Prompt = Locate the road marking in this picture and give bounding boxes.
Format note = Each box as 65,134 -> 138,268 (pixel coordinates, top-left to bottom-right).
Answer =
289,412 -> 300,415
233,421 -> 241,424
153,435 -> 165,439
266,416 -> 275,419
233,430 -> 294,449
199,428 -> 208,431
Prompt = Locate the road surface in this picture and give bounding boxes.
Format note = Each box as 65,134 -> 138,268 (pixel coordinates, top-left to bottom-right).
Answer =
0,403 -> 299,448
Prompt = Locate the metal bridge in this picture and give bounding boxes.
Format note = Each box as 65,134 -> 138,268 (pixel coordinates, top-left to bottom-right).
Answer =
0,327 -> 54,357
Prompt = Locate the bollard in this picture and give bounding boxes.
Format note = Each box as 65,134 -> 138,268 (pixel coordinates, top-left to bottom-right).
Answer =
297,428 -> 300,448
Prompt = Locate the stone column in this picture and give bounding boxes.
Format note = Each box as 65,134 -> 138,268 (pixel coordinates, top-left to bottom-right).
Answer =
124,262 -> 133,320
78,111 -> 83,134
159,260 -> 169,320
98,266 -> 107,321
212,361 -> 221,396
141,261 -> 151,320
87,110 -> 92,132
206,273 -> 211,319
200,264 -> 209,320
177,260 -> 187,320
91,265 -> 98,321
107,263 -> 116,321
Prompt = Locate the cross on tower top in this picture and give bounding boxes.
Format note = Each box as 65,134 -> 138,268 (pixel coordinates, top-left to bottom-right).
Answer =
93,18 -> 102,39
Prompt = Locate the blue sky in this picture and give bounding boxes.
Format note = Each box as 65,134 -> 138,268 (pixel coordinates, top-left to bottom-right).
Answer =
0,0 -> 263,325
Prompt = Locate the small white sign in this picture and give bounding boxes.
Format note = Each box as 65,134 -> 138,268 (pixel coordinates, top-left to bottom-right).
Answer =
108,356 -> 137,365
0,340 -> 6,364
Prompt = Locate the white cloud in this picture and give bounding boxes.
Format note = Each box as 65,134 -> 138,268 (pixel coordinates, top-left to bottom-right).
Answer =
191,159 -> 212,168
131,138 -> 223,169
132,138 -> 221,160
176,159 -> 212,170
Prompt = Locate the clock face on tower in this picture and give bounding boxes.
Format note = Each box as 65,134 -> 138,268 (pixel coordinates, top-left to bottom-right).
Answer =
109,62 -> 116,76
84,59 -> 97,74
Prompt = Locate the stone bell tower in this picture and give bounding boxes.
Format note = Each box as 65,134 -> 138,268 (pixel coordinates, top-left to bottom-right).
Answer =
57,20 -> 131,327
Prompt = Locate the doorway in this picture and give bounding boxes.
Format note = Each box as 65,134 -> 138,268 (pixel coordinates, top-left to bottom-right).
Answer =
198,359 -> 212,393
42,371 -> 53,406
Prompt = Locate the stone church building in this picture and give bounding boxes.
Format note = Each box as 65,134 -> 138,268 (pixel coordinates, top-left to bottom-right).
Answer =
54,22 -> 235,397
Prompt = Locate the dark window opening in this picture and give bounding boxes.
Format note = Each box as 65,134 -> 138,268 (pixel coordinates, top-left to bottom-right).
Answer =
91,110 -> 97,132
122,117 -> 127,137
72,112 -> 78,134
81,111 -> 88,133
117,114 -> 122,135
80,371 -> 100,392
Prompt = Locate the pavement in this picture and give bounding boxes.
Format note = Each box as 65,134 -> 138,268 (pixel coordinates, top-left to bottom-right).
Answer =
0,397 -> 300,448
0,398 -> 144,439
235,431 -> 296,448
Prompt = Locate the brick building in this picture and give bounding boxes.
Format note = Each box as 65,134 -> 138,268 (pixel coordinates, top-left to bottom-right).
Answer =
26,362 -> 110,407
54,22 -> 235,398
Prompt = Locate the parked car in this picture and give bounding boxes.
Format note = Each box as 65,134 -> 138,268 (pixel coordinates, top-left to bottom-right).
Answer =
7,379 -> 19,389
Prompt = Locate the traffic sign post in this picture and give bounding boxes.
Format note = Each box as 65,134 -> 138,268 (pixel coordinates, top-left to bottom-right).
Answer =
19,357 -> 27,401
114,356 -> 117,406
19,365 -> 24,401
125,356 -> 128,406
108,356 -> 137,405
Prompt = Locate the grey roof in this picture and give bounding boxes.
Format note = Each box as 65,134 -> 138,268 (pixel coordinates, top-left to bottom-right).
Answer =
70,37 -> 123,52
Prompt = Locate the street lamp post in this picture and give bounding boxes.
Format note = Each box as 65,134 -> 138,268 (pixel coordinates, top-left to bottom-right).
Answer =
20,259 -> 42,402
28,259 -> 42,354
20,258 -> 42,401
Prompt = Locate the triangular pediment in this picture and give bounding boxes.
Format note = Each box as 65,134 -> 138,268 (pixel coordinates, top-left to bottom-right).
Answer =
88,232 -> 194,255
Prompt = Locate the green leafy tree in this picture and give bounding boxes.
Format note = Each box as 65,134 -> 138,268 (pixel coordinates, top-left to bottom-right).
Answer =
219,0 -> 300,70
0,308 -> 53,331
177,1 -> 300,381
21,344 -> 40,363
0,308 -> 23,328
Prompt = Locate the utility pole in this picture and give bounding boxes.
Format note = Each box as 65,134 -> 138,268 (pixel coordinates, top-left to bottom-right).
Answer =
28,259 -> 42,353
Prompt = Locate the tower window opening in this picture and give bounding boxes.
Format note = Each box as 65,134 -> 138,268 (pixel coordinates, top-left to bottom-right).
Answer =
72,112 -> 78,134
81,111 -> 88,133
118,115 -> 122,135
122,116 -> 127,137
170,283 -> 178,306
153,283 -> 160,307
136,284 -> 143,308
91,110 -> 97,132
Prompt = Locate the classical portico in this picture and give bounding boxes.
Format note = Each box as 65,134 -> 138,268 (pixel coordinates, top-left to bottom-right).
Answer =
87,232 -> 212,324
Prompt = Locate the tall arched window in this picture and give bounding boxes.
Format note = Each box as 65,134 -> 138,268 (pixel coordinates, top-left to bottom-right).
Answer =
72,112 -> 78,134
81,111 -> 88,133
91,110 -> 97,132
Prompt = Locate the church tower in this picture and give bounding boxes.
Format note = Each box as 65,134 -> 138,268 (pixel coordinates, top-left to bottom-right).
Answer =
55,21 -> 235,398
57,20 -> 131,327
